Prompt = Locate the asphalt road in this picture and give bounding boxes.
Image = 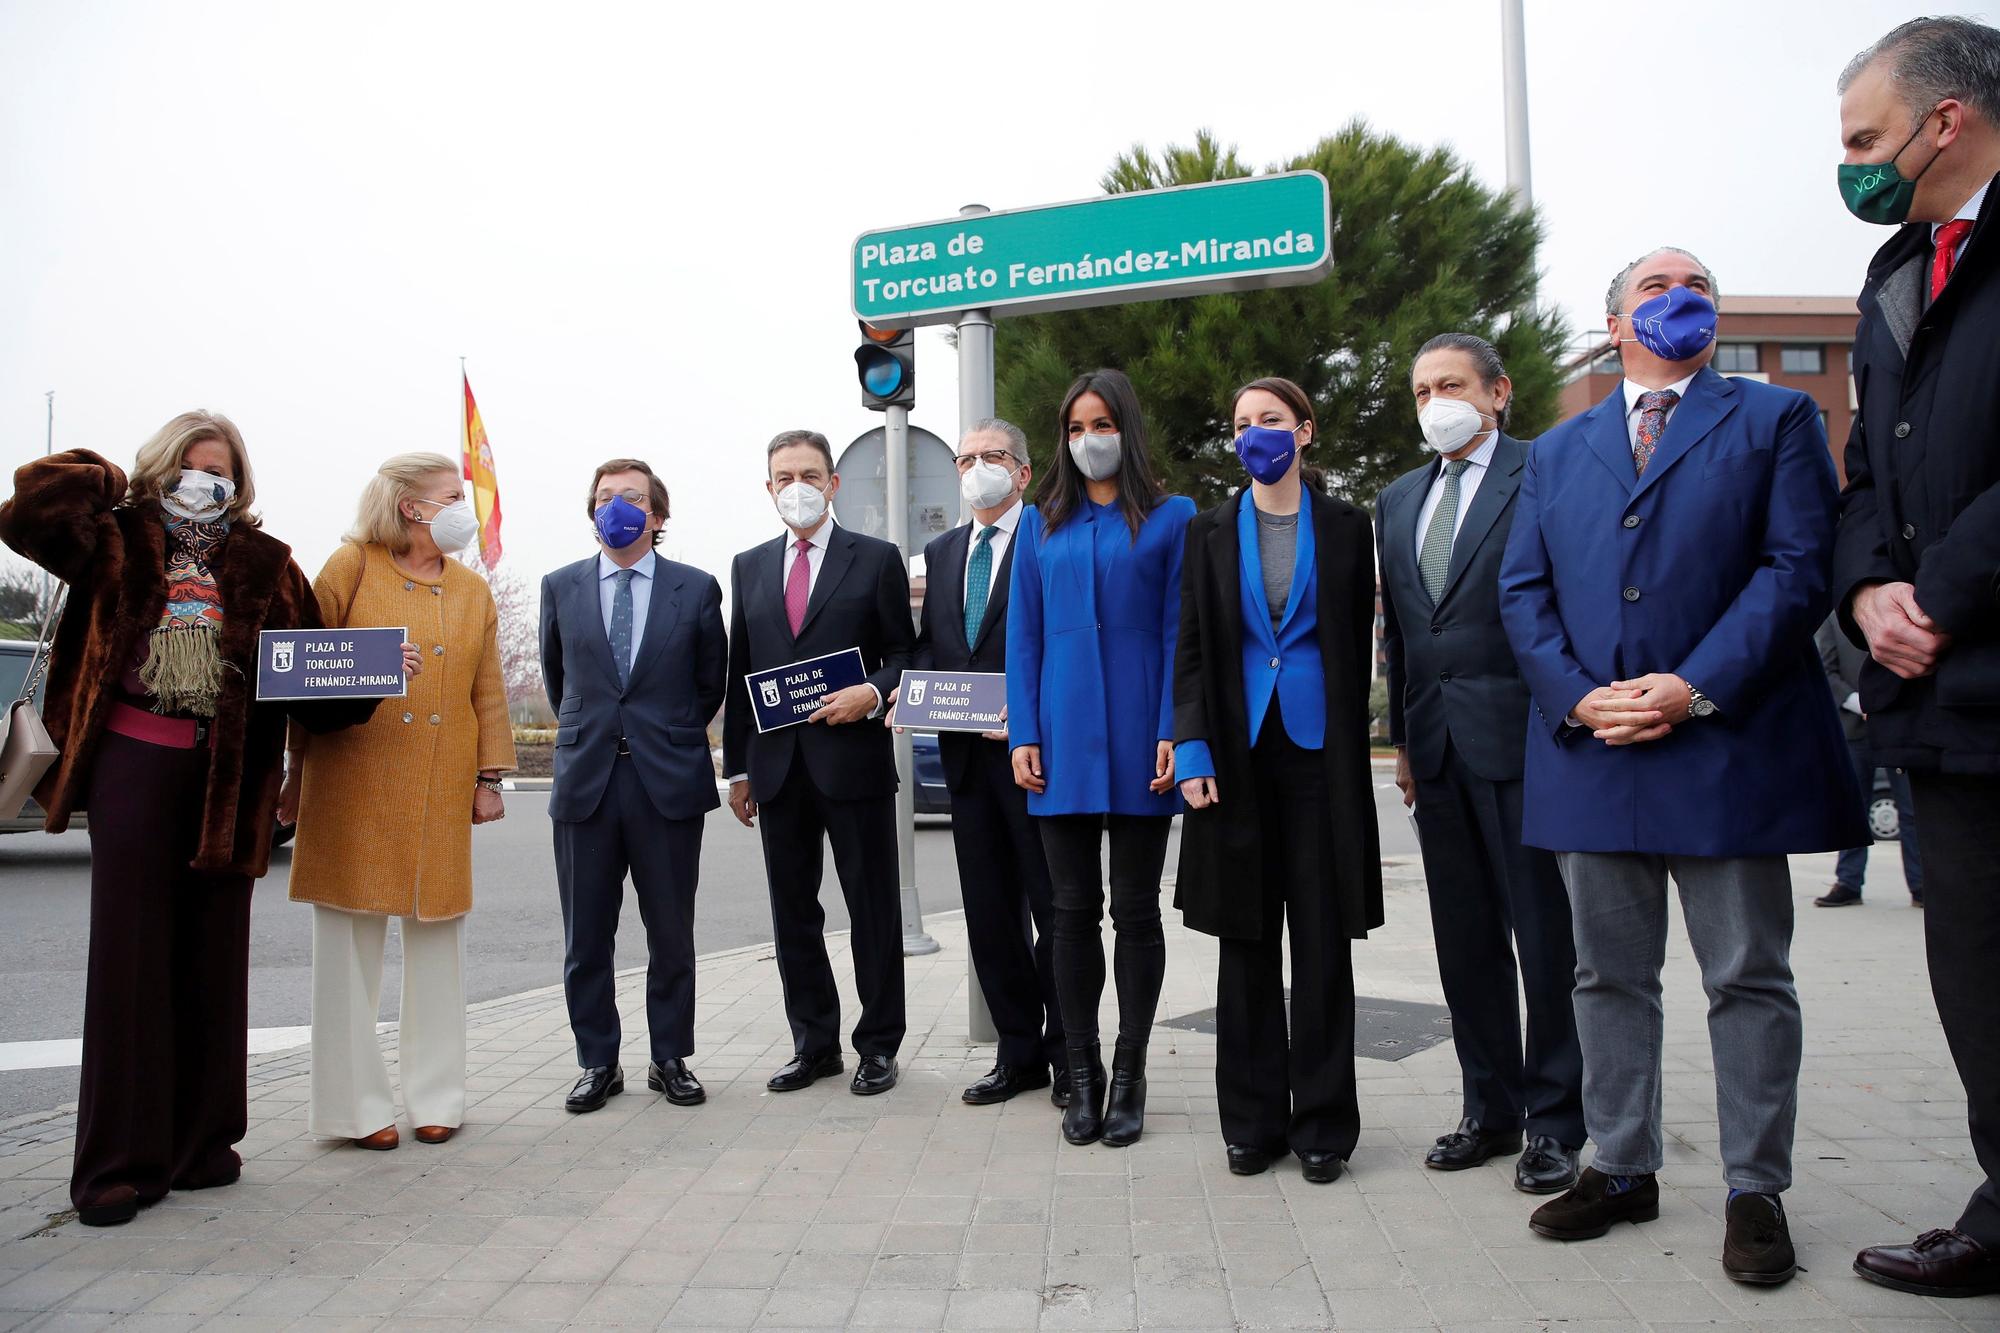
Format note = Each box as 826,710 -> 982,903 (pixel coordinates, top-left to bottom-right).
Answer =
0,769 -> 1418,1122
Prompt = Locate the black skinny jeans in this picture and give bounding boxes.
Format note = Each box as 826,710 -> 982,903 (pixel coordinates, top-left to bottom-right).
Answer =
1036,814 -> 1171,1048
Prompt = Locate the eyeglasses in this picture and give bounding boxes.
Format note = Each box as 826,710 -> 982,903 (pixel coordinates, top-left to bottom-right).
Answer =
594,489 -> 650,510
953,450 -> 1018,472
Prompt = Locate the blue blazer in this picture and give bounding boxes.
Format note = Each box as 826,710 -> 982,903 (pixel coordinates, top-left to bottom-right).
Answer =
1175,493 -> 1322,781
539,554 -> 727,824
1007,495 -> 1195,817
1497,367 -> 1866,855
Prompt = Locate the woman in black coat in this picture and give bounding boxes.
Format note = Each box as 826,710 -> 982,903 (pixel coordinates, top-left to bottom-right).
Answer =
1172,376 -> 1383,1183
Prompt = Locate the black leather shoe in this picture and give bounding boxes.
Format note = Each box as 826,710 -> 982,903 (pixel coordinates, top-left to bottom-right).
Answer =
1515,1136 -> 1581,1194
1227,1144 -> 1281,1175
648,1059 -> 706,1106
1529,1167 -> 1659,1240
1425,1117 -> 1524,1171
963,1063 -> 1051,1105
851,1054 -> 898,1096
1299,1150 -> 1344,1184
767,1050 -> 843,1092
565,1065 -> 624,1113
1050,1065 -> 1072,1109
77,1185 -> 139,1227
1815,883 -> 1863,907
1854,1228 -> 2000,1297
1722,1191 -> 1796,1285
1062,1042 -> 1106,1145
1100,1040 -> 1147,1147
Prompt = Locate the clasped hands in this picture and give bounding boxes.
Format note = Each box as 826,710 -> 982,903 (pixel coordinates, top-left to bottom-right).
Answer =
1572,673 -> 1693,746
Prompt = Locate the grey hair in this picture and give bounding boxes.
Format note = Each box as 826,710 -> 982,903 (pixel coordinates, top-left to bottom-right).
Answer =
765,428 -> 835,473
963,417 -> 1029,459
1605,247 -> 1719,317
1413,332 -> 1512,429
1839,16 -> 2000,122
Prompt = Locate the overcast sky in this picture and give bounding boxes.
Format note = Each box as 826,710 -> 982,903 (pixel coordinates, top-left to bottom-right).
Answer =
0,0 -> 1962,596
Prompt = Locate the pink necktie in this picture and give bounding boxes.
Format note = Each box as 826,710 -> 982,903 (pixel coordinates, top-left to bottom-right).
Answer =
785,538 -> 811,636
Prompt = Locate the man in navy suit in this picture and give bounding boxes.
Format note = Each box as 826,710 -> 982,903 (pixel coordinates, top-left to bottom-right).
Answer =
901,419 -> 1064,1107
1377,333 -> 1583,1195
541,458 -> 727,1113
1499,249 -> 1865,1283
723,430 -> 913,1097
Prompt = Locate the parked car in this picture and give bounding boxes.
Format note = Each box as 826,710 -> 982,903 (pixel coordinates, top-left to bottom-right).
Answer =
1,639 -> 295,845
911,730 -> 950,816
1868,765 -> 1900,843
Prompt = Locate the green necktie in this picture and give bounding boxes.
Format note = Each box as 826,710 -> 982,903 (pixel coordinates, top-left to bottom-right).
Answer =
963,526 -> 998,643
1418,459 -> 1472,603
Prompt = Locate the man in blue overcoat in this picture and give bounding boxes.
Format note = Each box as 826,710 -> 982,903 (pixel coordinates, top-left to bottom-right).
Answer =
1498,247 -> 1865,1285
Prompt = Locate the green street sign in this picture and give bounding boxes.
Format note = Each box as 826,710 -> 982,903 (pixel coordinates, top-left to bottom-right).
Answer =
852,171 -> 1332,328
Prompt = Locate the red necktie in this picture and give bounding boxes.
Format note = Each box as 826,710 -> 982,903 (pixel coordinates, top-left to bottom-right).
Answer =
1932,218 -> 1973,301
785,538 -> 811,635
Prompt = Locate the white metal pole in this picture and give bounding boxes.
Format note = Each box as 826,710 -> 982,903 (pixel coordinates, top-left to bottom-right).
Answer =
1501,0 -> 1533,207
887,403 -> 940,956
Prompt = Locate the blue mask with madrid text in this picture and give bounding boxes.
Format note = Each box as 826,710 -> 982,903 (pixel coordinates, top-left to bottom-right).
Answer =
594,496 -> 647,549
1233,425 -> 1300,485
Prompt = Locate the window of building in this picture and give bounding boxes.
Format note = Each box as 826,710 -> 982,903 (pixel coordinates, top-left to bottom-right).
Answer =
1781,344 -> 1825,374
1713,343 -> 1761,373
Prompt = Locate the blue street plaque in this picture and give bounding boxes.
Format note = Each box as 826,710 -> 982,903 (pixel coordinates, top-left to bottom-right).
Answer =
256,627 -> 408,701
895,671 -> 1005,733
745,648 -> 870,733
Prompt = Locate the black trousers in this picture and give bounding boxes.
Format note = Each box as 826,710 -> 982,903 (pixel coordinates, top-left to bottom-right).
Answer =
73,729 -> 254,1210
1037,813 -> 1170,1047
1413,738 -> 1586,1148
1215,713 -> 1360,1158
757,753 -> 906,1058
1908,770 -> 2000,1245
950,740 -> 1063,1070
552,754 -> 704,1067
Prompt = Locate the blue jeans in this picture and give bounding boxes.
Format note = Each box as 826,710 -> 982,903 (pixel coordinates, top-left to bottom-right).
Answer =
1833,737 -> 1924,897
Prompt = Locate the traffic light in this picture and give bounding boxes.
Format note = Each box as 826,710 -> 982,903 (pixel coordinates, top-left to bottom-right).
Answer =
855,321 -> 915,411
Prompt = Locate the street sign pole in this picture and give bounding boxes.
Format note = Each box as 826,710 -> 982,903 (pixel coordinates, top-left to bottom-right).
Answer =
954,203 -> 1000,1042
886,403 -> 939,957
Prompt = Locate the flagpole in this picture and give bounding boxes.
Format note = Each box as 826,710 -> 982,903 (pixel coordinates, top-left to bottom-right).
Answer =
458,357 -> 475,570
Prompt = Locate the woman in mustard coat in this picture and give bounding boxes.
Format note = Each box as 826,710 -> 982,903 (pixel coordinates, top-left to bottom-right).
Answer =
282,452 -> 515,1149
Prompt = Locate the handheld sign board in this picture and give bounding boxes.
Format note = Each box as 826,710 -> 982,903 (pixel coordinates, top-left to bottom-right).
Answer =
257,627 -> 409,702
895,671 -> 1005,733
745,648 -> 869,733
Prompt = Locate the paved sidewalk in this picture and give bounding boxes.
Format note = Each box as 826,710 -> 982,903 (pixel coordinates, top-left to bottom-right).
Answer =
0,849 -> 1992,1330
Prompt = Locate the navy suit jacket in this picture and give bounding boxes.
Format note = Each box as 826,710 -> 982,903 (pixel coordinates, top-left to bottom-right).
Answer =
913,518 -> 1015,793
1377,433 -> 1534,784
1497,367 -> 1866,855
539,553 -> 727,823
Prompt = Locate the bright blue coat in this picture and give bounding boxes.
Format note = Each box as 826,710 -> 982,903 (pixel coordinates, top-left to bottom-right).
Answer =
1007,495 -> 1195,817
1497,367 -> 1867,856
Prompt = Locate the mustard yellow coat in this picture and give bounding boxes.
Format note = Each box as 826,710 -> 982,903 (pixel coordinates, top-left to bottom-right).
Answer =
288,543 -> 516,921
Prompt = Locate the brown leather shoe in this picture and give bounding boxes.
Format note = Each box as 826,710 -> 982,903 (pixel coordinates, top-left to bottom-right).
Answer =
1854,1228 -> 2000,1297
353,1126 -> 400,1151
413,1125 -> 455,1145
77,1184 -> 139,1227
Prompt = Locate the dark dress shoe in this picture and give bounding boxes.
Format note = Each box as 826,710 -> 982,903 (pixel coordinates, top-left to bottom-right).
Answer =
1425,1117 -> 1524,1171
1050,1065 -> 1072,1109
1227,1144 -> 1281,1175
77,1185 -> 139,1227
1100,1040 -> 1147,1147
648,1059 -> 707,1106
1815,883 -> 1863,907
354,1126 -> 400,1150
1299,1150 -> 1344,1184
851,1054 -> 898,1096
963,1063 -> 1051,1105
1722,1191 -> 1796,1285
1062,1042 -> 1106,1145
414,1125 -> 455,1144
565,1065 -> 625,1113
1515,1136 -> 1581,1194
1854,1228 -> 2000,1297
767,1050 -> 843,1092
1529,1167 -> 1659,1240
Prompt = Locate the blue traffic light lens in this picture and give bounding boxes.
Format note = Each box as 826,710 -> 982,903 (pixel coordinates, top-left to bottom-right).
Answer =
857,349 -> 905,396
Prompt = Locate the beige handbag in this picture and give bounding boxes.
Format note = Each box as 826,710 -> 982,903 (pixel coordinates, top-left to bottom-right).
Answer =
1,589 -> 65,821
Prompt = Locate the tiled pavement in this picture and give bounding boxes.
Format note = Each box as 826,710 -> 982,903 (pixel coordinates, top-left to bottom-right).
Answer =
0,846 -> 1993,1330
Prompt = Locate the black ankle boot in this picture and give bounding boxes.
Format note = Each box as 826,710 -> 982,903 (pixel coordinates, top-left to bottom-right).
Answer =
1101,1039 -> 1147,1147
1062,1042 -> 1105,1145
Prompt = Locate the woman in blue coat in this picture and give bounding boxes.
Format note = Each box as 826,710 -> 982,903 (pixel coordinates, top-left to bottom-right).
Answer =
1008,369 -> 1194,1148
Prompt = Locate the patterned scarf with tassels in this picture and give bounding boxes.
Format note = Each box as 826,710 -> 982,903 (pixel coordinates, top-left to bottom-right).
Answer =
141,515 -> 229,716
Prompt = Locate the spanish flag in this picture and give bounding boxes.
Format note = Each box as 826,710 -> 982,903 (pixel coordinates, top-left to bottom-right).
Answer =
461,371 -> 503,567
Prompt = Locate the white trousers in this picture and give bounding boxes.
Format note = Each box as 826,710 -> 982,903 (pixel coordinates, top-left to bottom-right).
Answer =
308,907 -> 467,1138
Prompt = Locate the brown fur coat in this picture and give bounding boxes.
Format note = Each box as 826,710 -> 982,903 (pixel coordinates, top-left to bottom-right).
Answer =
0,449 -> 375,877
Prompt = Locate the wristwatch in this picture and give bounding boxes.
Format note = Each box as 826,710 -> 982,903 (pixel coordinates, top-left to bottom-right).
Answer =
1686,684 -> 1717,718
475,775 -> 504,793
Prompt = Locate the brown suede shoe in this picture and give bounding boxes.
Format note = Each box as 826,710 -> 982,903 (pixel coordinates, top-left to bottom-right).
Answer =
1528,1167 -> 1659,1240
413,1125 -> 455,1145
1854,1228 -> 2000,1297
1721,1192 -> 1796,1285
353,1126 -> 400,1151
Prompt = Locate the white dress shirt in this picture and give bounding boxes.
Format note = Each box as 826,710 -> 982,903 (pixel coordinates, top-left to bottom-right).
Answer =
597,549 -> 655,661
1934,179 -> 1989,265
1412,430 -> 1499,563
964,500 -> 1022,605
1621,373 -> 1699,453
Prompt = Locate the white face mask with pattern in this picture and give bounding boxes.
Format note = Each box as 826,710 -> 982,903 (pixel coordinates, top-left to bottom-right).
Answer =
161,468 -> 235,522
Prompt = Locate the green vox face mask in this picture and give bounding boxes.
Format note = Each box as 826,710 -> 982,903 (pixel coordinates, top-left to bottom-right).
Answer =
1839,104 -> 1943,225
